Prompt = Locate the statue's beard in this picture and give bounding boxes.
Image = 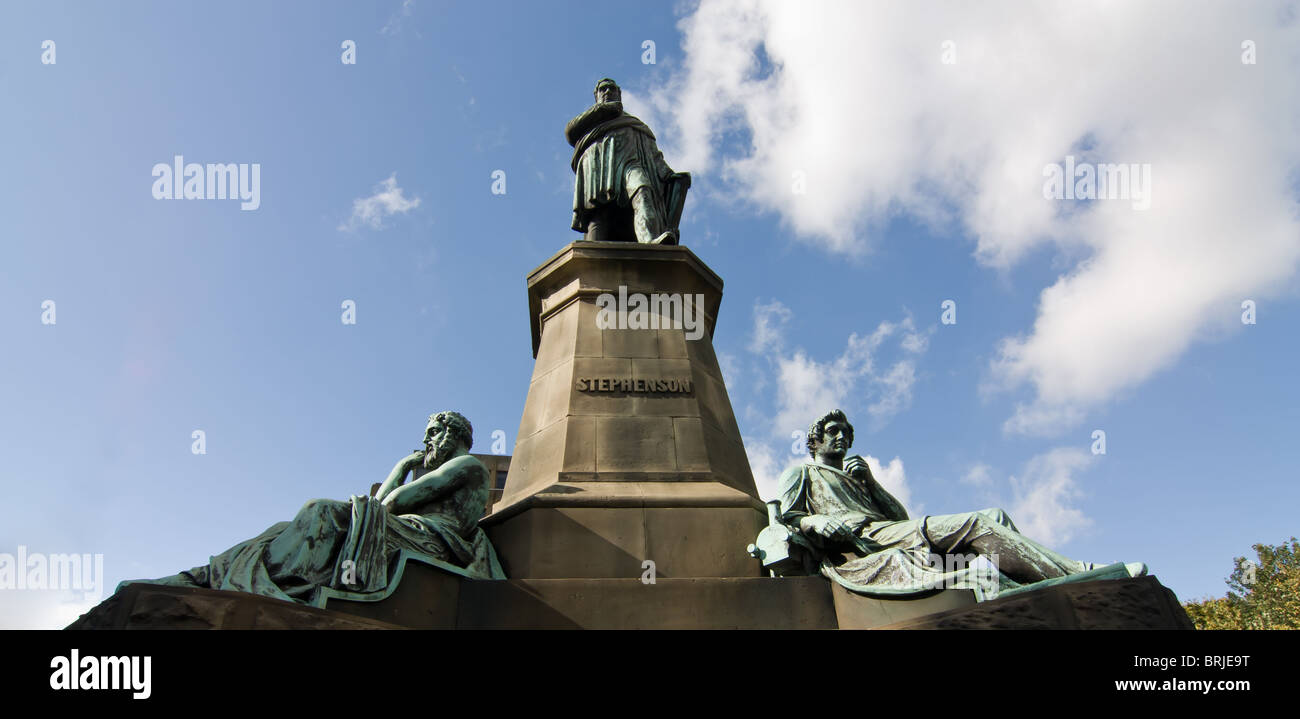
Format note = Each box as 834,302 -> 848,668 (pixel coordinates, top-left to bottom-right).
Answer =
423,435 -> 458,469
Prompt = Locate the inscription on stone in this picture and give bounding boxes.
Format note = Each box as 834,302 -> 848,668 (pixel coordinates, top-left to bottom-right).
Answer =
575,377 -> 694,393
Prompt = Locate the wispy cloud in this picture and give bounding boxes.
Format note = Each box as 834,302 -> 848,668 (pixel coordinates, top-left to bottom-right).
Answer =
743,436 -> 797,501
757,304 -> 928,435
748,298 -> 792,354
960,462 -> 993,488
338,173 -> 421,232
737,298 -> 930,502
380,0 -> 415,36
866,454 -> 915,515
1008,447 -> 1094,547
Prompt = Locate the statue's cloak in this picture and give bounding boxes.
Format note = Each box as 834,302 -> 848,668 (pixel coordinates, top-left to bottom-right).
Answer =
569,113 -> 672,232
777,462 -> 1014,597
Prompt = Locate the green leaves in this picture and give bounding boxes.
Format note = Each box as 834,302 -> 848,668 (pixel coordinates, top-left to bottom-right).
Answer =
1184,537 -> 1300,630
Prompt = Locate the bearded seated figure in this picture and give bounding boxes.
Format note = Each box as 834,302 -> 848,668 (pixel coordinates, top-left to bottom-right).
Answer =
759,409 -> 1144,599
120,411 -> 505,606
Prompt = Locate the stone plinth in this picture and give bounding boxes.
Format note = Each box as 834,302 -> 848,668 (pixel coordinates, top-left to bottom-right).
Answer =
483,241 -> 765,579
831,585 -> 978,629
872,575 -> 1196,629
70,567 -> 1194,630
65,582 -> 403,630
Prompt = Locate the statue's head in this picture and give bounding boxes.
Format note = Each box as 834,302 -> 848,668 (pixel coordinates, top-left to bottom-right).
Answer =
807,409 -> 854,462
423,411 -> 473,469
594,78 -> 621,104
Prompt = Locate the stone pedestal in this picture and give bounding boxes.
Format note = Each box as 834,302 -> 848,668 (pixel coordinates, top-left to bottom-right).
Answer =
483,241 -> 766,579
65,582 -> 404,630
870,575 -> 1196,629
69,568 -> 1194,630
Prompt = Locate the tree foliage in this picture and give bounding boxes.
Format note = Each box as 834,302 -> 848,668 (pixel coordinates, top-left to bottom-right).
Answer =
1183,537 -> 1300,630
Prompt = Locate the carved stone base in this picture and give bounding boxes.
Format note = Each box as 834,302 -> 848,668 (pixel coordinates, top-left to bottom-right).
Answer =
484,494 -> 766,579
871,575 -> 1196,629
70,562 -> 1193,630
65,582 -> 404,630
831,584 -> 979,628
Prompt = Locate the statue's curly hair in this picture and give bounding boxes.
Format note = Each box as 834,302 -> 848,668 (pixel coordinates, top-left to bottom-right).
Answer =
806,409 -> 853,458
426,411 -> 473,452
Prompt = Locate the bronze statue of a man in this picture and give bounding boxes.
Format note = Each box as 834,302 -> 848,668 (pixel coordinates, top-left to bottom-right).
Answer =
120,411 -> 504,605
566,78 -> 690,244
772,409 -> 1144,596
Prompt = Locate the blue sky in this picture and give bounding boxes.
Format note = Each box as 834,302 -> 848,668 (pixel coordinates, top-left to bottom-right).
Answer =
2,1 -> 1298,628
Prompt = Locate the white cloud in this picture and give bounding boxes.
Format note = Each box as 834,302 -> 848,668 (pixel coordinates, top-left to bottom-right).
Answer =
742,302 -> 927,504
864,454 -> 914,515
900,326 -> 930,354
743,437 -> 801,501
771,349 -> 855,439
648,0 -> 1300,436
717,350 -> 741,392
761,311 -> 925,434
867,360 -> 916,422
749,299 -> 792,353
339,173 -> 421,231
1008,447 -> 1094,547
961,462 -> 993,488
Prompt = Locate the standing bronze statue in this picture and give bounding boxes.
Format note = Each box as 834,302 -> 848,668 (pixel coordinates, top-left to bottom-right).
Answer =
758,409 -> 1145,597
118,411 -> 505,605
567,78 -> 690,244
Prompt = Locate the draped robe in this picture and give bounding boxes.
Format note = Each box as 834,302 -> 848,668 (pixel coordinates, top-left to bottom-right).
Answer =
123,456 -> 505,605
777,461 -> 1017,597
567,103 -> 674,234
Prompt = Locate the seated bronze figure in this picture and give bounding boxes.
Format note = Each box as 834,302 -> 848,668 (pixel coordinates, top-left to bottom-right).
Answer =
120,411 -> 504,605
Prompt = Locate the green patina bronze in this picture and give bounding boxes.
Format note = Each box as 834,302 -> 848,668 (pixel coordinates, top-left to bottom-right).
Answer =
750,409 -> 1145,599
567,78 -> 691,245
119,411 -> 504,605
